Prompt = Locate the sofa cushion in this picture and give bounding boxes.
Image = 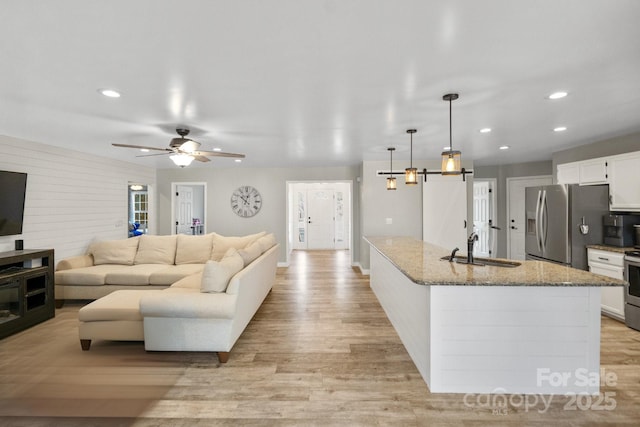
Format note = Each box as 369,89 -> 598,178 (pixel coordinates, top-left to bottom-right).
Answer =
175,234 -> 213,265
78,290 -> 165,322
256,233 -> 277,252
134,235 -> 177,265
210,231 -> 266,261
89,238 -> 140,265
105,264 -> 170,286
170,272 -> 203,289
237,240 -> 263,267
201,248 -> 244,293
55,265 -> 130,286
149,264 -> 205,286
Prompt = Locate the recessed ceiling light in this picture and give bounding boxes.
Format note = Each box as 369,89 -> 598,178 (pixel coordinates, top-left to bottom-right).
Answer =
98,88 -> 121,98
140,148 -> 149,152
554,126 -> 567,132
235,159 -> 242,163
499,145 -> 510,150
479,128 -> 492,133
548,91 -> 568,100
213,148 -> 222,152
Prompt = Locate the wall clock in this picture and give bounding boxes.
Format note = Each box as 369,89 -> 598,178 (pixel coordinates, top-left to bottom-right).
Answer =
231,185 -> 262,218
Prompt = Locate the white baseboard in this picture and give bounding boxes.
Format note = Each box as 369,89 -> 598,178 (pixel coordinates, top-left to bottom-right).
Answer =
277,261 -> 290,268
352,262 -> 370,275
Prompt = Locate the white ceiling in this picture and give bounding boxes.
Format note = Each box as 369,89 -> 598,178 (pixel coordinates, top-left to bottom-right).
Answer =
2,0 -> 640,169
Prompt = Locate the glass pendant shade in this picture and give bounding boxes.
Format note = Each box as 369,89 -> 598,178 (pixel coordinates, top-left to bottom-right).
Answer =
386,176 -> 397,190
405,167 -> 418,185
441,93 -> 462,175
441,150 -> 462,175
170,153 -> 195,167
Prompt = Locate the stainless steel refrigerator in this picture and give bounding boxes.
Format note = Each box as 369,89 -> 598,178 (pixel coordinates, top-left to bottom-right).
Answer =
524,184 -> 609,270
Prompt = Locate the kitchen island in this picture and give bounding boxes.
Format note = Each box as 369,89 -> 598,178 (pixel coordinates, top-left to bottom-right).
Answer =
365,236 -> 627,395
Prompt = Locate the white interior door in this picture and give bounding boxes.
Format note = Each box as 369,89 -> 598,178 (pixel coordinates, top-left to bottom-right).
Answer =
507,176 -> 552,260
176,185 -> 194,235
307,189 -> 335,249
423,176 -> 468,251
473,180 -> 493,257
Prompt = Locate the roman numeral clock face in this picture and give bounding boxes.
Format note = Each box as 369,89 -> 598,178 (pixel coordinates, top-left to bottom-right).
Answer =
230,186 -> 262,218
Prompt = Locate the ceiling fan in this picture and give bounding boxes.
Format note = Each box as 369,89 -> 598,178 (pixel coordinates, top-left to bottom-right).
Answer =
112,128 -> 245,167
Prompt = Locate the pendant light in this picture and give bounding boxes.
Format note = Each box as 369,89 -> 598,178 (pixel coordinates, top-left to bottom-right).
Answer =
405,129 -> 418,185
441,93 -> 462,175
386,147 -> 397,190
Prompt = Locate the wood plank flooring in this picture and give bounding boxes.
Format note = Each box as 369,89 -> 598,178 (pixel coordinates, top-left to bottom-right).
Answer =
1,249 -> 639,426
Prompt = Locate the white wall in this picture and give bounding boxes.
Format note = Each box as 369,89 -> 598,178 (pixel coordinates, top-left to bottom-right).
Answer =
0,135 -> 156,260
156,165 -> 360,264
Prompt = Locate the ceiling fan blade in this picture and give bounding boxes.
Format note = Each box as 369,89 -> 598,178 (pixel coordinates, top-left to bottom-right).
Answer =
193,155 -> 211,163
193,150 -> 246,158
112,143 -> 172,152
135,152 -> 171,158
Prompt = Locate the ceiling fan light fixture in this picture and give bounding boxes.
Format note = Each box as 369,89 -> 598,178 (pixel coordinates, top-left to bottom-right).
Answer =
170,153 -> 194,167
441,93 -> 462,175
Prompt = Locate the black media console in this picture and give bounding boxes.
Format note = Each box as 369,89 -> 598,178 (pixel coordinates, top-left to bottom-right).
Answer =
0,249 -> 55,339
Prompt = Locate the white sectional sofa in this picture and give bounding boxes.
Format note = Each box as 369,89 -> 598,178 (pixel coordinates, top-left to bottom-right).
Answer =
55,231 -> 267,306
56,232 -> 279,362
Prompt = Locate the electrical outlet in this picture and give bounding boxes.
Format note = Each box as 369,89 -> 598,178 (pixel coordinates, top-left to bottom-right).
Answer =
386,218 -> 393,225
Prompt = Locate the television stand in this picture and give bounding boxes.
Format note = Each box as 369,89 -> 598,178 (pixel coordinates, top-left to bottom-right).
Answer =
0,249 -> 55,339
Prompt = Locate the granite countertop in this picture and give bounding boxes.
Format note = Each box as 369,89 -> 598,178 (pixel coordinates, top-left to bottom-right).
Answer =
586,244 -> 634,254
365,236 -> 628,287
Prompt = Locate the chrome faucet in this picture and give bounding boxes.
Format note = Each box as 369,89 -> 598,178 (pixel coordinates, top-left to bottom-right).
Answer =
448,247 -> 459,262
467,232 -> 479,264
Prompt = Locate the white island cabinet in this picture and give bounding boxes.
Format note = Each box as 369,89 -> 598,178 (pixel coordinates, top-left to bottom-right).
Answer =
366,236 -> 626,395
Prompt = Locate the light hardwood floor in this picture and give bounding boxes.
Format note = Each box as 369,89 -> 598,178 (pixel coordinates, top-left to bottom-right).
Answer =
1,250 -> 639,426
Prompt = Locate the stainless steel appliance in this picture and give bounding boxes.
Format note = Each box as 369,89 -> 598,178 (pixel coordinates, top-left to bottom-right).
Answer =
603,214 -> 640,247
624,250 -> 640,330
525,184 -> 609,270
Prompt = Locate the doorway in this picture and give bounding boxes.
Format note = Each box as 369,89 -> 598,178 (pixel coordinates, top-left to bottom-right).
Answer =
286,181 -> 352,256
171,182 -> 207,235
128,183 -> 150,237
473,179 -> 497,258
506,175 -> 552,260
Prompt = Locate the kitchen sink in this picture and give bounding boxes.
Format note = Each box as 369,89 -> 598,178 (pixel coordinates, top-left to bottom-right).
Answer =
440,255 -> 521,268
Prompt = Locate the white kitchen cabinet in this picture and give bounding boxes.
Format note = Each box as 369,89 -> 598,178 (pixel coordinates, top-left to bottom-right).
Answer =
587,248 -> 625,321
609,152 -> 640,211
556,163 -> 579,184
579,158 -> 609,185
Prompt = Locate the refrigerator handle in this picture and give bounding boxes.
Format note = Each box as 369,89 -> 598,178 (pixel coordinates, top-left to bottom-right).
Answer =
541,190 -> 548,251
535,190 -> 542,252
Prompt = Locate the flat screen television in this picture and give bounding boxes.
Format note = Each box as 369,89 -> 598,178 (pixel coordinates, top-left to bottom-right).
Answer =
0,170 -> 28,236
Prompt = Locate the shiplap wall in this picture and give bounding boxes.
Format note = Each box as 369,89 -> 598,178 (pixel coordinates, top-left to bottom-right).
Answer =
0,135 -> 156,261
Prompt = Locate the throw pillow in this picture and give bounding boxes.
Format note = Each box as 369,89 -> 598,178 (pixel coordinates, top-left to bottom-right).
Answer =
210,231 -> 266,261
201,248 -> 244,293
89,238 -> 139,265
175,234 -> 213,264
237,240 -> 263,267
134,235 -> 177,265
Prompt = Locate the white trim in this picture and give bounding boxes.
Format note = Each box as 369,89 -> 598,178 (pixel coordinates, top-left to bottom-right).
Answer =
277,261 -> 290,268
285,180 -> 354,266
473,178 -> 497,258
170,182 -> 208,235
352,262 -> 370,275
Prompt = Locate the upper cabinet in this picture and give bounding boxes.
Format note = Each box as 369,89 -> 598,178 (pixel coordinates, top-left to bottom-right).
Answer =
557,151 -> 640,211
557,158 -> 608,185
557,163 -> 580,184
579,158 -> 608,185
609,152 -> 640,211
